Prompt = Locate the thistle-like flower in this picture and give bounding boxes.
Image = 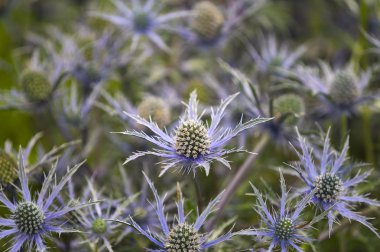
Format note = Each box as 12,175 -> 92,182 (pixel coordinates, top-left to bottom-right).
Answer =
238,171 -> 326,251
183,0 -> 266,48
0,150 -> 92,251
28,27 -> 124,91
291,62 -> 373,116
219,60 -> 301,145
120,91 -> 270,176
137,96 -> 171,128
0,50 -> 63,110
290,129 -> 380,236
0,133 -> 78,186
273,94 -> 305,127
0,150 -> 17,185
118,172 -> 234,251
72,179 -> 133,251
91,0 -> 189,52
248,35 -> 306,76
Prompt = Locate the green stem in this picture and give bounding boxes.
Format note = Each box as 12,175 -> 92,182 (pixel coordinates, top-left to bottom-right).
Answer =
193,176 -> 204,213
340,114 -> 348,148
205,134 -> 270,230
362,108 -> 374,163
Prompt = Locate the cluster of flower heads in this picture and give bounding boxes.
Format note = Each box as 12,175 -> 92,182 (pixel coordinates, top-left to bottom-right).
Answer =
1,0 -> 380,251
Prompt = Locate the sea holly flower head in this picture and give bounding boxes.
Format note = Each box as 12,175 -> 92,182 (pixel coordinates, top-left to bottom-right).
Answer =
219,60 -> 301,145
91,0 -> 190,52
71,178 -> 134,251
0,149 -> 92,252
116,172 -> 235,251
272,94 -> 305,127
120,91 -> 271,176
291,62 -> 373,116
183,0 -> 267,48
137,96 -> 171,128
0,133 -> 78,186
248,35 -> 306,76
0,50 -> 63,110
0,150 -> 18,185
290,128 -> 380,236
238,171 -> 326,252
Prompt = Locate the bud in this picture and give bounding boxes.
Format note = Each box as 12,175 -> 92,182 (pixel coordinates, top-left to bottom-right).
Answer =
21,71 -> 52,103
329,72 -> 359,105
273,94 -> 305,127
191,1 -> 224,41
175,120 -> 210,159
0,150 -> 18,185
165,223 -> 201,252
14,202 -> 45,235
138,97 -> 171,128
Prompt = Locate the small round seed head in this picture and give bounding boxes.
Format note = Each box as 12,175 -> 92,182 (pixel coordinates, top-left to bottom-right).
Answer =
191,1 -> 224,41
138,97 -> 171,128
0,150 -> 18,185
175,120 -> 210,159
329,72 -> 359,105
21,71 -> 52,103
133,12 -> 151,33
14,202 -> 45,235
313,172 -> 343,203
273,94 -> 305,126
274,217 -> 295,241
184,79 -> 214,104
92,218 -> 107,235
165,223 -> 201,252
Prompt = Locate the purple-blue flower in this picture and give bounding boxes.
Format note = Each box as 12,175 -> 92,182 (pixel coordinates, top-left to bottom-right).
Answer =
72,179 -> 132,251
0,149 -> 92,251
291,62 -> 373,116
238,171 -> 325,252
118,172 -> 235,251
91,0 -> 190,52
290,128 -> 380,237
119,91 -> 271,176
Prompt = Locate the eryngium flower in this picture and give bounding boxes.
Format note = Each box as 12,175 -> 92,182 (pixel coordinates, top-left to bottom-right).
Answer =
73,179 -> 132,251
191,1 -> 224,41
91,0 -> 189,51
121,172 -> 234,251
291,62 -> 372,116
238,172 -> 325,251
137,96 -> 171,128
248,35 -> 306,76
120,91 -> 270,176
0,150 -> 17,185
273,94 -> 305,127
20,71 -> 52,103
290,129 -> 380,236
0,150 -> 91,251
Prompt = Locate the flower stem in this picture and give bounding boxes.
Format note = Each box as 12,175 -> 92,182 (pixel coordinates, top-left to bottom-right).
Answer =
362,108 -> 374,163
193,175 -> 204,213
205,133 -> 270,230
340,114 -> 348,147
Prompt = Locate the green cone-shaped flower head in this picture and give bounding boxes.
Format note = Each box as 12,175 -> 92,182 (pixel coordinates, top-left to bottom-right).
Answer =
191,1 -> 224,41
138,97 -> 171,128
0,150 -> 18,185
273,94 -> 305,126
329,72 -> 359,105
21,71 -> 52,103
